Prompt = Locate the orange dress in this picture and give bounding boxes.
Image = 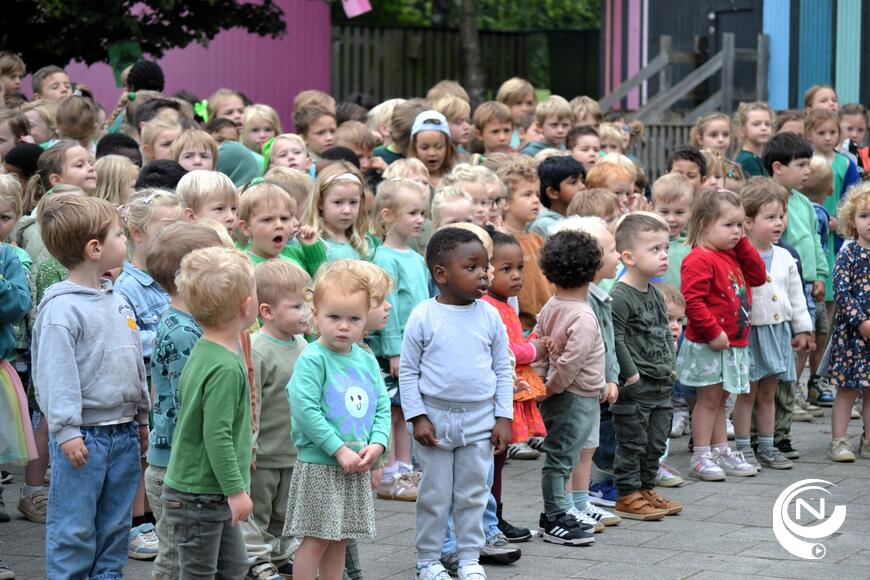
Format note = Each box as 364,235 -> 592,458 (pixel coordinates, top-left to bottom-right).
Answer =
482,294 -> 547,443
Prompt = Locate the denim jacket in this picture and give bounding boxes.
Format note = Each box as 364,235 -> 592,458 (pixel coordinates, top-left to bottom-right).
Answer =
114,261 -> 170,370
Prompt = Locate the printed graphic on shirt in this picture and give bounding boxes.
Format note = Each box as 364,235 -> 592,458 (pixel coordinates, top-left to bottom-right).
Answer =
729,270 -> 750,340
324,366 -> 378,451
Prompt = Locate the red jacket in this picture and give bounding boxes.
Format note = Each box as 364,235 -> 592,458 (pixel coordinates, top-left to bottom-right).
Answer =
681,237 -> 767,347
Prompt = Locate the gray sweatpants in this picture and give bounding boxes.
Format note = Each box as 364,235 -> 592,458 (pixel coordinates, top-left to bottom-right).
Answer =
414,397 -> 495,562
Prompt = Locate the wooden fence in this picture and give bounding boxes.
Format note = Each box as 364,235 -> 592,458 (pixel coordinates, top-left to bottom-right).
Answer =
632,123 -> 693,180
331,25 -> 529,102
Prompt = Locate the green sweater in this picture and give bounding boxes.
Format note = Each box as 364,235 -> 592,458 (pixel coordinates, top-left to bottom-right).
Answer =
664,234 -> 691,291
529,208 -> 565,240
287,341 -> 390,465
736,150 -> 768,178
610,281 -> 675,384
588,282 -> 620,385
369,246 -> 430,357
251,332 -> 305,468
783,189 -> 827,283
243,239 -> 327,278
165,339 -> 252,496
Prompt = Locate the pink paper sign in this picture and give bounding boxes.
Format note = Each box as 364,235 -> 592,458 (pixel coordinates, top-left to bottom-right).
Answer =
342,0 -> 372,18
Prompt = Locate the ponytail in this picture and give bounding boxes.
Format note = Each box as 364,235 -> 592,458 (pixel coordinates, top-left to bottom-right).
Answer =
23,174 -> 46,216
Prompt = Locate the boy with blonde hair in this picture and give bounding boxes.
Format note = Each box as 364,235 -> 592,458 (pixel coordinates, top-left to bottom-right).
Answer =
265,165 -> 314,219
432,95 -> 472,150
177,169 -> 239,234
334,120 -> 380,172
585,158 -> 637,214
33,195 -> 150,579
243,260 -> 313,580
472,101 -> 514,156
650,173 -> 694,290
170,129 -> 219,172
570,96 -> 602,128
520,96 -> 574,157
162,247 -> 258,579
566,188 -> 621,225
431,186 -> 475,230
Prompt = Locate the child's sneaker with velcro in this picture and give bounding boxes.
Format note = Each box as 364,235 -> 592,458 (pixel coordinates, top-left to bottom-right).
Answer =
540,512 -> 595,545
613,491 -> 667,521
588,481 -> 616,507
458,562 -> 487,580
640,489 -> 682,515
416,561 -> 452,580
566,506 -> 604,533
583,501 -> 621,526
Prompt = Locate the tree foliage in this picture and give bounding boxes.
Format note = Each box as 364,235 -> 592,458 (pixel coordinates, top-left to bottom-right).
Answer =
2,0 -> 287,70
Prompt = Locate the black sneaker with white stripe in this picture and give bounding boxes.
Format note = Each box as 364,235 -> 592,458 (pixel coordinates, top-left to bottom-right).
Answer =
539,512 -> 595,546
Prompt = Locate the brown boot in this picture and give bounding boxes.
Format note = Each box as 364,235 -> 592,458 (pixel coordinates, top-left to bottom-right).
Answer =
640,489 -> 683,515
614,491 -> 667,521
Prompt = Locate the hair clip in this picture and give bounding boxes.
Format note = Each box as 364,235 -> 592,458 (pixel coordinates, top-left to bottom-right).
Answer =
194,99 -> 209,123
128,92 -> 137,101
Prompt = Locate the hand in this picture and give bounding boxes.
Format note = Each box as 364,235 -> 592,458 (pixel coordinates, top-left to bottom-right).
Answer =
860,320 -> 870,341
19,135 -> 35,144
334,445 -> 362,474
389,356 -> 401,379
138,425 -> 149,457
513,377 -> 531,395
624,373 -> 640,386
811,280 -> 825,302
61,437 -> 88,468
829,217 -> 839,233
490,417 -> 512,455
357,443 -> 385,471
411,415 -> 439,447
791,332 -> 813,352
709,331 -> 730,351
530,338 -> 549,361
370,467 -> 384,489
297,225 -> 318,246
227,491 -> 253,526
544,336 -> 564,358
601,382 -> 619,404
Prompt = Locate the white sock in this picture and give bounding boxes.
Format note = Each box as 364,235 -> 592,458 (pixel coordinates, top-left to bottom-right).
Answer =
459,559 -> 479,567
382,464 -> 399,482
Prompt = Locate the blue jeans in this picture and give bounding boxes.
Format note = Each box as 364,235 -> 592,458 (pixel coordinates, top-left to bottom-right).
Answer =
46,423 -> 140,580
442,459 -> 499,556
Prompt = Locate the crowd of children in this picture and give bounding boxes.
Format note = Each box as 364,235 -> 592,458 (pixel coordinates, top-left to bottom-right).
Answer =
0,50 -> 868,580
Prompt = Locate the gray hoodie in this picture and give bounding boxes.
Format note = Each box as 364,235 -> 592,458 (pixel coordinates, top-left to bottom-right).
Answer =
32,280 -> 150,444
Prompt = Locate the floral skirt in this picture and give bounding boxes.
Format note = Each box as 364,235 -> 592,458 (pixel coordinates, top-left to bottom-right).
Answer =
676,339 -> 750,395
511,399 -> 546,443
0,360 -> 38,465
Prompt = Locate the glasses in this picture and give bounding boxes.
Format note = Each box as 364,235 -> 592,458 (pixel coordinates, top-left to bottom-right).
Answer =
483,196 -> 506,209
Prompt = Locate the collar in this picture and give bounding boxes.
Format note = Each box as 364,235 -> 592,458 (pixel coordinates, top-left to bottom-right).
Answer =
588,282 -> 612,303
122,261 -> 155,286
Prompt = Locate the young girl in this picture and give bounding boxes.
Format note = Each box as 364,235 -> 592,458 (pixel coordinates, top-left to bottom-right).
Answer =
408,110 -> 457,188
775,110 -> 805,136
208,88 -> 246,129
840,103 -> 869,173
733,178 -> 814,470
302,162 -> 375,262
285,266 -> 390,580
170,128 -> 218,172
692,112 -> 732,157
94,154 -> 137,206
804,84 -> 839,112
678,187 -> 767,481
827,183 -> 870,462
0,110 -> 30,162
241,103 -> 281,153
735,102 -> 774,178
20,100 -> 58,145
263,133 -> 310,173
141,114 -> 183,163
368,178 -> 429,501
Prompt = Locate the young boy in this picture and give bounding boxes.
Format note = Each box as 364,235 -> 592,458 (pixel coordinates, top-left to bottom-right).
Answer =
177,169 -> 240,234
237,181 -> 326,276
530,156 -> 585,239
144,222 -> 224,579
32,194 -> 150,579
162,246 -> 258,578
472,101 -> 514,156
609,213 -> 682,520
400,227 -> 513,580
650,172 -> 694,290
666,146 -> 707,193
566,188 -> 621,225
334,120 -> 380,172
243,260 -> 312,579
585,159 -> 636,215
498,160 -> 553,331
567,126 -> 601,172
520,96 -> 574,157
533,229 -> 612,546
293,104 -> 337,163
31,65 -> 71,101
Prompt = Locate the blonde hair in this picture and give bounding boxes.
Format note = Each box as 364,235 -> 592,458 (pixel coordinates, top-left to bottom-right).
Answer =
241,104 -> 282,152
566,187 -> 620,219
302,161 -> 368,256
38,193 -> 119,268
495,159 -> 539,200
431,95 -> 471,124
691,112 -> 732,149
496,77 -> 535,106
803,155 -> 834,200
94,155 -> 138,206
255,259 -> 312,308
334,120 -> 378,152
264,165 -> 313,212
176,170 -> 238,214
838,181 -> 870,239
472,101 -> 513,132
535,95 -> 574,126
239,181 -> 293,223
430,185 -> 473,229
372,178 -> 427,239
550,214 -> 609,239
294,90 -> 336,114
177,247 -> 255,327
382,158 -> 429,181
197,218 -> 236,248
445,162 -> 490,187
312,260 -> 371,308
735,101 -> 775,133
651,172 -> 694,206
534,148 -> 564,163
266,133 -> 308,170
740,176 -> 787,219
207,89 -> 244,120
170,129 -> 218,165
426,80 -> 470,104
804,108 -> 841,138
367,98 -> 405,135
651,281 -> 686,309
141,113 -> 183,158
320,259 -> 393,304
440,222 -> 493,257
569,96 -> 602,125
146,222 -> 223,294
23,139 -> 83,215
686,187 -> 742,247
597,122 -> 623,147
122,188 -> 181,240
803,84 -> 837,110
55,95 -> 99,143
613,211 -> 669,252
19,100 -> 58,140
0,174 -> 23,217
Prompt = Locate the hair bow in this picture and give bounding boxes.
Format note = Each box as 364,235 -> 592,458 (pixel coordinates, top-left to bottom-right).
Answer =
194,99 -> 209,123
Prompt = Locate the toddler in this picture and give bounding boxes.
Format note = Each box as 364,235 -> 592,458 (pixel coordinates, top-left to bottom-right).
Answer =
530,156 -> 585,239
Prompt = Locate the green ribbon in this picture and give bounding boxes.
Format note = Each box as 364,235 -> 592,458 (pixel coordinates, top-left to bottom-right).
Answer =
261,136 -> 277,173
193,99 -> 209,123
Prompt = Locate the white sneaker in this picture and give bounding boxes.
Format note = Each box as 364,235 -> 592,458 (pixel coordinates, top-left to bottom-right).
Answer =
416,561 -> 452,580
689,452 -> 726,481
725,416 -> 736,440
828,438 -> 856,462
567,506 -> 604,533
128,523 -> 159,560
792,401 -> 814,422
583,501 -> 621,526
458,562 -> 487,580
715,447 -> 757,476
670,411 -> 689,438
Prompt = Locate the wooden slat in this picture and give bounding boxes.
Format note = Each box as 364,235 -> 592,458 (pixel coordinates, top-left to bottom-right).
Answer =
600,50 -> 670,111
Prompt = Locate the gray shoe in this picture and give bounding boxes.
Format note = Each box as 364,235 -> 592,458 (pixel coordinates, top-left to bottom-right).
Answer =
739,447 -> 761,471
479,533 -> 521,565
0,486 -> 9,523
0,559 -> 15,580
758,446 -> 794,469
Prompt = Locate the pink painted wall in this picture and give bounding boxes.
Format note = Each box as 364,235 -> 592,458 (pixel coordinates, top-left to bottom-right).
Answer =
31,0 -> 331,130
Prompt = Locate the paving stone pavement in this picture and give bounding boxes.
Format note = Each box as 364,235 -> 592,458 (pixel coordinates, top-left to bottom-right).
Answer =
3,405 -> 870,579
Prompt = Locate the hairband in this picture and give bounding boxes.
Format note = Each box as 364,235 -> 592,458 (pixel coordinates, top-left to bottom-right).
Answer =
326,172 -> 362,186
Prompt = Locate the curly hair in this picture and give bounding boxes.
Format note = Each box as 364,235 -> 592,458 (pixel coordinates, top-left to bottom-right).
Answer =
838,181 -> 870,240
540,230 -> 602,289
425,226 -> 484,274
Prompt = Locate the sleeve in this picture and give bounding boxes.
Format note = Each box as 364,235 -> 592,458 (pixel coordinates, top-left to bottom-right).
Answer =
680,254 -> 723,343
36,260 -> 65,304
114,284 -> 157,361
604,331 -> 620,385
398,308 -> 427,421
0,250 -> 32,325
610,291 -> 639,382
374,253 -> 404,357
809,207 -> 828,281
490,310 -> 514,419
833,248 -> 868,331
202,367 -> 249,495
546,312 -> 594,394
367,355 -> 392,450
841,159 -> 861,200
735,237 -> 767,287
35,321 -> 83,444
250,344 -> 268,457
287,353 -> 346,457
298,240 -> 328,278
511,341 -> 537,366
784,253 -> 813,334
